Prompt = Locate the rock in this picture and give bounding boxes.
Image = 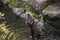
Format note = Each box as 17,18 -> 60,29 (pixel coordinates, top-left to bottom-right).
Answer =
42,2 -> 60,18
42,2 -> 60,36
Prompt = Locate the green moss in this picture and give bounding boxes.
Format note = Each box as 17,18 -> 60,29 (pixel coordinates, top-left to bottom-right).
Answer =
4,0 -> 10,4
44,5 -> 52,10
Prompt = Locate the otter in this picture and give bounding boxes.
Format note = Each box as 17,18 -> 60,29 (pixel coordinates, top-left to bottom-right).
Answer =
18,10 -> 46,40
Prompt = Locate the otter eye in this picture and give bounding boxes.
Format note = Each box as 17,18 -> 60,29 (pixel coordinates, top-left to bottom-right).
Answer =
22,10 -> 26,13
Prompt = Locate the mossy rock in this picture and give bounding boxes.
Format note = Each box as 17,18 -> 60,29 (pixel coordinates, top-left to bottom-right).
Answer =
42,2 -> 60,35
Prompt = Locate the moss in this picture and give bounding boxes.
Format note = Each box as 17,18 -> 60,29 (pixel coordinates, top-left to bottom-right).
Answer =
44,5 -> 53,10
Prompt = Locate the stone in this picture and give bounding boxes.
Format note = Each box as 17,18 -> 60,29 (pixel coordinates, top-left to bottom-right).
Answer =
42,2 -> 60,18
42,2 -> 60,36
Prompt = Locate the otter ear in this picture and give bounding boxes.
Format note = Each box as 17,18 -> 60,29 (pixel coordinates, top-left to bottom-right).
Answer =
23,10 -> 26,13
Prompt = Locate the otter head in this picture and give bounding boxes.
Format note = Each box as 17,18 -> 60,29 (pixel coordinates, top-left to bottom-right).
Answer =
19,10 -> 27,19
19,10 -> 33,19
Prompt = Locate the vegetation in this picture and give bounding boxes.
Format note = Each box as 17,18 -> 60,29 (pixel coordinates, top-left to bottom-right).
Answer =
0,0 -> 60,40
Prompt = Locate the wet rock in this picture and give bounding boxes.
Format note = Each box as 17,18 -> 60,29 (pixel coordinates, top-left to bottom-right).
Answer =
42,2 -> 60,18
42,2 -> 60,36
